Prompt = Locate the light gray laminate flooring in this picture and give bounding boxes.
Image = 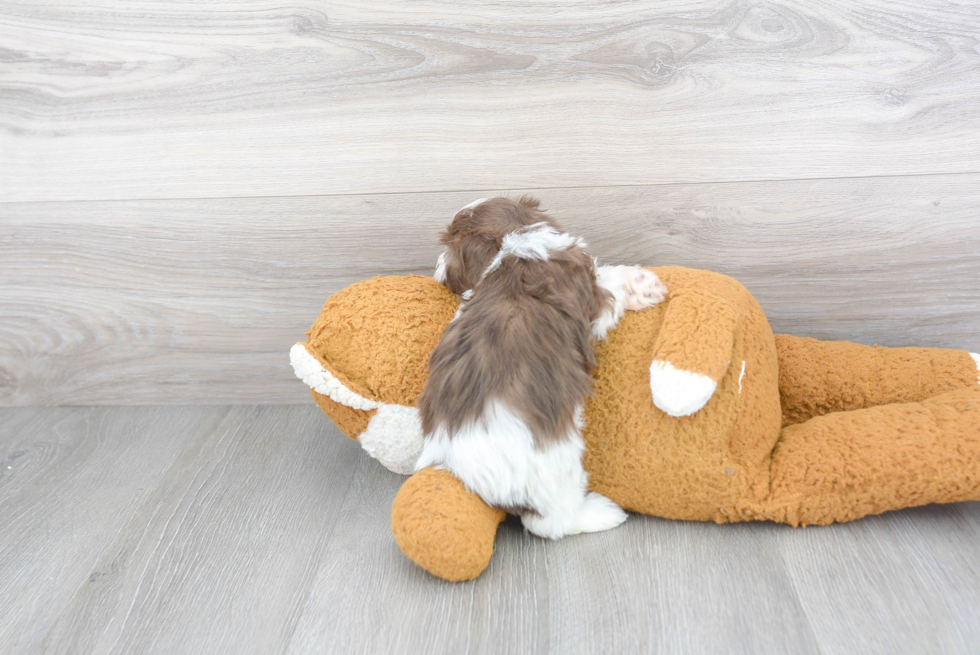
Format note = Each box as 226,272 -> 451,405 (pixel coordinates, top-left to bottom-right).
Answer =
2,405 -> 979,655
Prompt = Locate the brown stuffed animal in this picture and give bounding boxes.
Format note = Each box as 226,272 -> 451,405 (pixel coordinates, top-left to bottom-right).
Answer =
290,267 -> 980,582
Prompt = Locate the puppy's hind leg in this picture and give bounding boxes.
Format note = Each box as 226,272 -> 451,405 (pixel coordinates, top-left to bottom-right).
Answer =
593,265 -> 668,340
422,401 -> 626,540
519,419 -> 627,539
573,491 -> 631,533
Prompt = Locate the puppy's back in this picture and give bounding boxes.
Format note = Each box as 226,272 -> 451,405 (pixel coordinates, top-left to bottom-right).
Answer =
420,244 -> 607,446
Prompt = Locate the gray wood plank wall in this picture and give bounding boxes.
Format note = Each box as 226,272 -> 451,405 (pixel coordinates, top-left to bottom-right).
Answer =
2,1 -> 979,405
3,1 -> 980,201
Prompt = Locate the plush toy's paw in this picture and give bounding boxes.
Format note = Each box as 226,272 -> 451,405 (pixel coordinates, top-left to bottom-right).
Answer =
649,359 -> 718,417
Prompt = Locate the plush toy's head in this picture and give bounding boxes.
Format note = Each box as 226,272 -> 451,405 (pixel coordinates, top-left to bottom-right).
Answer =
289,275 -> 456,473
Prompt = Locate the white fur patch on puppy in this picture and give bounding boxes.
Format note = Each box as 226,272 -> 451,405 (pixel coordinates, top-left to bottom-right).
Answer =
460,197 -> 489,211
649,359 -> 717,417
450,290 -> 473,322
289,343 -> 382,411
572,492 -> 629,534
592,266 -> 628,341
434,250 -> 449,284
482,223 -> 586,279
416,401 -> 627,539
358,404 -> 424,475
971,352 -> 980,383
593,265 -> 668,340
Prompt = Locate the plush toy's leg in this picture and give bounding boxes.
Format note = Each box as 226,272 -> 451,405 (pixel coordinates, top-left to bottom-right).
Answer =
766,386 -> 980,526
391,467 -> 506,582
775,334 -> 979,427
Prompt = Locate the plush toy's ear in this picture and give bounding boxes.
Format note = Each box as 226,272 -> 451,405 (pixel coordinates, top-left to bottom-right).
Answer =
291,275 -> 458,473
649,289 -> 739,417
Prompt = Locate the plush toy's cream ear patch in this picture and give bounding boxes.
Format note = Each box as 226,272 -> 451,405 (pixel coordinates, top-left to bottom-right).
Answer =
649,359 -> 718,417
971,353 -> 980,383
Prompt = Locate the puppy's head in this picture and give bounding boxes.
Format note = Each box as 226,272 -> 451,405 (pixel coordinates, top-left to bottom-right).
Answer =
434,196 -> 559,295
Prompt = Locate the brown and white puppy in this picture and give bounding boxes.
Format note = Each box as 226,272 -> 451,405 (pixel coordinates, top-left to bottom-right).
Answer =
417,197 -> 667,538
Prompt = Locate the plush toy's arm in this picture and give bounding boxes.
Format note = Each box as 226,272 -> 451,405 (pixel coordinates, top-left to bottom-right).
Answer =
649,289 -> 739,417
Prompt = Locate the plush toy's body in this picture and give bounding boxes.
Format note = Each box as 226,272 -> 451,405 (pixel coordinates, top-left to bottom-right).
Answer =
291,267 -> 980,582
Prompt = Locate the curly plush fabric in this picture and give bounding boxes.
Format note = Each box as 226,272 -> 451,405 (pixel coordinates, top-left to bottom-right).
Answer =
391,468 -> 506,582
583,267 -> 783,523
293,267 -> 980,580
774,335 -> 977,427
305,274 -> 457,406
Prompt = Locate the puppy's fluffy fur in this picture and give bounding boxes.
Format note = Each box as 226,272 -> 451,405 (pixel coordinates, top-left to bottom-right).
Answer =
417,197 -> 666,538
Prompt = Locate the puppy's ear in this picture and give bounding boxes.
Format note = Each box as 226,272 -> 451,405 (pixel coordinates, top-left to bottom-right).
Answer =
457,233 -> 500,290
438,240 -> 468,295
517,195 -> 541,211
438,234 -> 499,296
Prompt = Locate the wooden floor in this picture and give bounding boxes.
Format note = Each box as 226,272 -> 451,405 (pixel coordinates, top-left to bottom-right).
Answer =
1,405 -> 979,655
3,1 -> 980,653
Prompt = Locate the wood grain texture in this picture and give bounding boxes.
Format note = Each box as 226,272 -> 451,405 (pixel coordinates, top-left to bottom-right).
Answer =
779,504 -> 980,654
2,174 -> 978,406
536,518 -> 821,655
0,406 -> 224,654
31,406 -> 364,655
2,1 -> 979,202
2,405 -> 979,654
284,458 -> 554,655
